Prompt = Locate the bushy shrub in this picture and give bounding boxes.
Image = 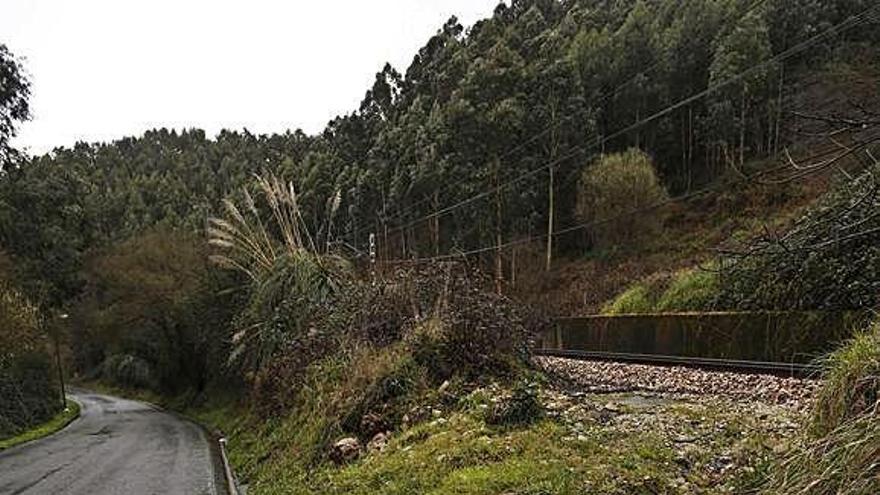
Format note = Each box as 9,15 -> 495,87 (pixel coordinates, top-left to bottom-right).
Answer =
485,380 -> 544,427
576,149 -> 669,250
251,263 -> 533,414
0,285 -> 59,438
209,173 -> 351,375
403,264 -> 531,381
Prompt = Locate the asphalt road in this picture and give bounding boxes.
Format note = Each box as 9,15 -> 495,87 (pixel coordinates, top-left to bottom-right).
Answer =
0,389 -> 225,495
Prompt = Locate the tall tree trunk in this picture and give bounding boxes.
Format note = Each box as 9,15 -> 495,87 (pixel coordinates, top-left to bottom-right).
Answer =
739,90 -> 747,167
544,102 -> 560,272
635,107 -> 641,149
493,156 -> 503,295
681,112 -> 688,186
401,227 -> 407,260
774,62 -> 785,156
510,245 -> 517,287
687,106 -> 694,190
382,198 -> 389,262
546,164 -> 555,272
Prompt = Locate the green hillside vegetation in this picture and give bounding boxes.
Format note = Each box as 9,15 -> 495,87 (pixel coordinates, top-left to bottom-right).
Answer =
601,266 -> 719,315
2,0 -> 878,309
1,0 -> 879,493
602,160 -> 880,314
0,259 -> 60,439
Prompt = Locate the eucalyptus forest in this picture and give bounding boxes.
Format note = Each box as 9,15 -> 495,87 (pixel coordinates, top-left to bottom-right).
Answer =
2,1 -> 880,494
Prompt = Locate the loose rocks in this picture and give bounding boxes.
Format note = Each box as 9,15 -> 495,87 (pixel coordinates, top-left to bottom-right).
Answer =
535,356 -> 819,409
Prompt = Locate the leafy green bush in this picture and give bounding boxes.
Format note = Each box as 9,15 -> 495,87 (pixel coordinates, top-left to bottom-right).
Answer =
485,381 -> 544,427
655,267 -> 719,312
576,149 -> 669,250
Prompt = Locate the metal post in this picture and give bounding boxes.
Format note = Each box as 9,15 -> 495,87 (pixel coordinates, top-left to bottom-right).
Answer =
56,313 -> 69,409
369,233 -> 377,285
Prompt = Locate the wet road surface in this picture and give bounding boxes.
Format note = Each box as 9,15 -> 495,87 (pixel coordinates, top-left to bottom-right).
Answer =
0,389 -> 224,494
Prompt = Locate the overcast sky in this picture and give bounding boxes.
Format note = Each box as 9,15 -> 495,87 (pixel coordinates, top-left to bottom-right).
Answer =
2,0 -> 499,155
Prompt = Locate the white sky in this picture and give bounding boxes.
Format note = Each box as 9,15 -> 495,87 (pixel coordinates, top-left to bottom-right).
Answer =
1,0 -> 499,155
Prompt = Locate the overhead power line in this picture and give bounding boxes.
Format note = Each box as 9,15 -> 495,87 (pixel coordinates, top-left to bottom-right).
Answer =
375,0 -> 772,230
386,131 -> 880,264
382,2 -> 879,240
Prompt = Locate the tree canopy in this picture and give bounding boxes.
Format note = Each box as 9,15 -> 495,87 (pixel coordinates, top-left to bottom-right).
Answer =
0,0 -> 876,306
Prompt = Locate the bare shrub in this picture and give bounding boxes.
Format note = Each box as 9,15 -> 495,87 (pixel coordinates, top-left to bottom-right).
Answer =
250,262 -> 535,414
400,263 -> 532,381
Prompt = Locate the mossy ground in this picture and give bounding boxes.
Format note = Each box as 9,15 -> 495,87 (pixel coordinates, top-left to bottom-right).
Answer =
83,341 -> 806,494
0,399 -> 80,451
187,376 -> 804,494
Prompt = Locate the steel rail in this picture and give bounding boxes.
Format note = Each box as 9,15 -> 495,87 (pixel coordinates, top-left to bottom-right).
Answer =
534,349 -> 822,378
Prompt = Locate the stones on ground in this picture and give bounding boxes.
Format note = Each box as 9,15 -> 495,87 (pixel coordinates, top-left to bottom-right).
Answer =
402,405 -> 431,427
536,375 -> 808,493
367,432 -> 389,453
359,413 -> 388,437
603,401 -> 621,413
330,437 -> 361,465
534,356 -> 819,409
438,380 -> 451,394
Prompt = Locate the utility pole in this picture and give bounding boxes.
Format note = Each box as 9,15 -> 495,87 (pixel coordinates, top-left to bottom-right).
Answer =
55,313 -> 68,410
369,233 -> 377,285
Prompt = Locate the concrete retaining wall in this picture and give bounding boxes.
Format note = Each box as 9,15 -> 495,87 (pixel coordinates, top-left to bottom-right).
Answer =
541,312 -> 867,364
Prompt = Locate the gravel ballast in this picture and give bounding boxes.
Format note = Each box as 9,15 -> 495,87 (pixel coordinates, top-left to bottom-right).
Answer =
535,356 -> 820,409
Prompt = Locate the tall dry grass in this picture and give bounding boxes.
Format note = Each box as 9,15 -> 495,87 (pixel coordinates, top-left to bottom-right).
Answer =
766,324 -> 880,494
208,173 -> 349,369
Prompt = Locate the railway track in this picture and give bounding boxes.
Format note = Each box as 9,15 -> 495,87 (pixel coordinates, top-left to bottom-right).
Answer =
534,349 -> 822,378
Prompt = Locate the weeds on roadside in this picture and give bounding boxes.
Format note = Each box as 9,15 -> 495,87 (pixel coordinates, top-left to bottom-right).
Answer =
765,323 -> 880,495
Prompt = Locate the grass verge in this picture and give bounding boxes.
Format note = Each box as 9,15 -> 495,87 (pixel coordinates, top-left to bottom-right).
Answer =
0,399 -> 80,451
183,368 -> 801,494
764,323 -> 880,494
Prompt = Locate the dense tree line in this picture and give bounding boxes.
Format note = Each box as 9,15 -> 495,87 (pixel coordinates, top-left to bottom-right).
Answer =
1,0 -> 877,309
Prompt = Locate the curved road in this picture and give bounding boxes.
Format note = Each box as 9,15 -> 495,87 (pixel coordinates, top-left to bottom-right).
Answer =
0,390 -> 225,495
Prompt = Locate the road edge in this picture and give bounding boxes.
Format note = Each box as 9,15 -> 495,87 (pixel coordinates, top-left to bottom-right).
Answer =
218,437 -> 240,495
133,399 -> 238,495
0,398 -> 81,452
